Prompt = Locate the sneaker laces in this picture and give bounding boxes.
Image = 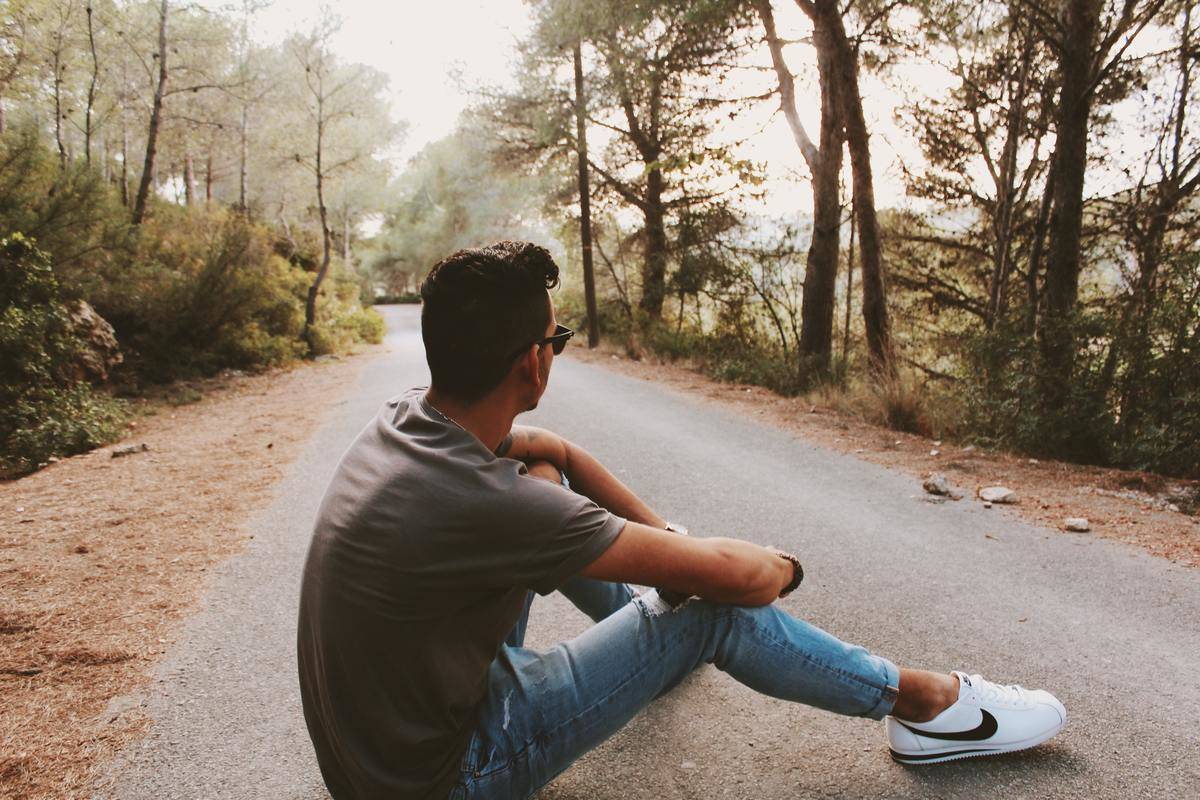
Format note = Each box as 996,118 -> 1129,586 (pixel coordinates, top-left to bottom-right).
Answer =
967,673 -> 1031,706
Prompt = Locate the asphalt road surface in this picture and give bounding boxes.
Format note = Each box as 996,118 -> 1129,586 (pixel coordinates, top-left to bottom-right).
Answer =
102,304 -> 1200,799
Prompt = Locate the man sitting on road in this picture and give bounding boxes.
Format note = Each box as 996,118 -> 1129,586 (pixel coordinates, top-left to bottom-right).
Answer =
296,241 -> 1067,799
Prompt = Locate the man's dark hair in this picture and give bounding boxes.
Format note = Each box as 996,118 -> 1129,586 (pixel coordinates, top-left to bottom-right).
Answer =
419,241 -> 561,402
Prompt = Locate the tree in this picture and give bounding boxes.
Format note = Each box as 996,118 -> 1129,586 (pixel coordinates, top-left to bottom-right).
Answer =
1032,0 -> 1169,404
895,0 -> 1057,335
573,40 -> 599,347
286,12 -> 397,349
754,0 -> 844,378
1098,2 -> 1200,447
495,0 -> 759,317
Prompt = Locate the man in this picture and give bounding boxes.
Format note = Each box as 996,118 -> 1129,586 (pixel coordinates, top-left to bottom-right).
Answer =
297,241 -> 1066,799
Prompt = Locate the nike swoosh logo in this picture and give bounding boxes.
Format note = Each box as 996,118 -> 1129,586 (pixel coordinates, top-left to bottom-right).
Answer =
898,709 -> 998,741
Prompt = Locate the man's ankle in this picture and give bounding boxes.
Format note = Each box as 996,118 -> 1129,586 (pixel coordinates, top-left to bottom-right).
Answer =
892,670 -> 960,722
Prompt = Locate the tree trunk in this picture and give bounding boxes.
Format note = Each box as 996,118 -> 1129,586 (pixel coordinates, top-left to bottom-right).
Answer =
757,0 -> 843,377
239,103 -> 249,214
808,0 -> 895,376
120,119 -> 129,206
1038,0 -> 1102,396
85,3 -> 99,165
342,213 -> 351,263
133,0 -> 170,225
184,153 -> 196,206
1026,151 -> 1056,333
205,151 -> 213,204
798,14 -> 844,377
986,28 -> 1033,329
52,44 -> 66,168
574,42 -> 600,348
640,166 -> 668,316
305,92 -> 332,350
843,191 -> 856,365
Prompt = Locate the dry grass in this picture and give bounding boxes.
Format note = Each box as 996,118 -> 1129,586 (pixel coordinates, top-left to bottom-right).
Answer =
0,349 -> 377,800
567,344 -> 1200,568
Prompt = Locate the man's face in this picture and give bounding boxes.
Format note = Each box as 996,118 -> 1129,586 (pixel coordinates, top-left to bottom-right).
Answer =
527,291 -> 557,411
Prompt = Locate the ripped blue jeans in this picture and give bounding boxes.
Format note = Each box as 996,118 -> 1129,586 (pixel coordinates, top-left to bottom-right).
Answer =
447,576 -> 900,799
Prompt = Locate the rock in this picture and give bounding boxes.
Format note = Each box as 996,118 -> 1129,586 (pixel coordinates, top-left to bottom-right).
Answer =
923,473 -> 951,495
930,449 -> 940,456
983,501 -> 993,509
1064,517 -> 1090,532
111,443 -> 150,458
65,300 -> 122,383
962,444 -> 977,453
979,486 -> 1018,504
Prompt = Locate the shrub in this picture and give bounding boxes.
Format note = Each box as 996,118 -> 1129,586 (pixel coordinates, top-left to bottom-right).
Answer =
97,209 -> 311,382
0,235 -> 128,477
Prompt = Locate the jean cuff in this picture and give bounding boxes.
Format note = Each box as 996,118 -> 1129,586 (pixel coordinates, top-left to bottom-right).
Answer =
863,656 -> 901,720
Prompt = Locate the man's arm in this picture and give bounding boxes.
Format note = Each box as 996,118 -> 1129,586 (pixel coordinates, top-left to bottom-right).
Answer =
499,425 -> 667,528
579,521 -> 793,607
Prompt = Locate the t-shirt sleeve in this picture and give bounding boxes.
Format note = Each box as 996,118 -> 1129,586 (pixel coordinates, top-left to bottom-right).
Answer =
482,471 -> 626,596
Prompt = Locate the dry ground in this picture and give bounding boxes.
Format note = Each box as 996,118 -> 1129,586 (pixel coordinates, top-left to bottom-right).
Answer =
0,348 -> 377,800
568,344 -> 1200,569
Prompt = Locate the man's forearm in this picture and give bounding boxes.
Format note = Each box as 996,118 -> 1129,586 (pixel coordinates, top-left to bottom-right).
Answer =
562,442 -> 668,528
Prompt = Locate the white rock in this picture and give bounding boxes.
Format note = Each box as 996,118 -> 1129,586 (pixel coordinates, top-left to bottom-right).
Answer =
930,449 -> 940,456
979,486 -> 1018,504
1064,517 -> 1090,532
923,473 -> 951,495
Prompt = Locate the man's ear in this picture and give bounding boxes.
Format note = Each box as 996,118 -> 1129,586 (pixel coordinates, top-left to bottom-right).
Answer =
520,345 -> 543,392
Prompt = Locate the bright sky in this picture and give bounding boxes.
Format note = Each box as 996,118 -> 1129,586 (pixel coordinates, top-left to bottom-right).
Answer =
250,0 -> 534,162
244,1 -> 1166,217
245,0 -> 915,214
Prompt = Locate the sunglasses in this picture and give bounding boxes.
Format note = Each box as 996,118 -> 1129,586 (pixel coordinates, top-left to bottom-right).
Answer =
507,324 -> 574,362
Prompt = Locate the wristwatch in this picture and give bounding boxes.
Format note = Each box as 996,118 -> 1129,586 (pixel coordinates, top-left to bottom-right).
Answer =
777,552 -> 804,598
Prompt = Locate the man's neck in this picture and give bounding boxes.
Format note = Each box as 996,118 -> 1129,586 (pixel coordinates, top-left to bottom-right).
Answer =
424,387 -> 514,454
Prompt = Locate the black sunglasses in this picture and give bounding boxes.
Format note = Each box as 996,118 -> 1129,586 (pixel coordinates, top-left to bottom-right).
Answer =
507,324 -> 574,362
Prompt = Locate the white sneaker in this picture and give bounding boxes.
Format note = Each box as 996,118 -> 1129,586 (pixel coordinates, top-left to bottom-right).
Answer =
886,671 -> 1066,765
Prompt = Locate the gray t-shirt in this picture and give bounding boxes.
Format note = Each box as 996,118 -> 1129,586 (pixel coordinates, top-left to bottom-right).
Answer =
297,387 -> 626,799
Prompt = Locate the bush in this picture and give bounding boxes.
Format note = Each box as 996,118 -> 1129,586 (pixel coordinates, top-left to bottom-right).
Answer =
96,209 -> 311,382
0,235 -> 128,477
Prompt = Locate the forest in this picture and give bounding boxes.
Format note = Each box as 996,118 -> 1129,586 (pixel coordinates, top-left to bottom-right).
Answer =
373,0 -> 1200,479
4,0 -> 1199,480
0,0 -> 397,477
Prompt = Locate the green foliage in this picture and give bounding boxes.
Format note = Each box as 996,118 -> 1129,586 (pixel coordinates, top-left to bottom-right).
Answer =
0,127 -> 133,299
0,235 -> 128,478
308,269 -> 386,356
90,208 -> 309,382
368,121 -> 553,296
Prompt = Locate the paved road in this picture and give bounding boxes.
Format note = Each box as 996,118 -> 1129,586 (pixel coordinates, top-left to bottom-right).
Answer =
103,304 -> 1200,799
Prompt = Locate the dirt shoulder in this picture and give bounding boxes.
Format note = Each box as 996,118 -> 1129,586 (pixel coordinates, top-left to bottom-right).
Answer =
0,347 -> 379,800
567,345 -> 1200,569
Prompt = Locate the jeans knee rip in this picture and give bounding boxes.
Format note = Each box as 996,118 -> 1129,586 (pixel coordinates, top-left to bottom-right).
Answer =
634,589 -> 690,617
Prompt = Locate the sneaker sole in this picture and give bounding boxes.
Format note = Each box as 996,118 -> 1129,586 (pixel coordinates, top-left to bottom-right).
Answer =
888,721 -> 1065,766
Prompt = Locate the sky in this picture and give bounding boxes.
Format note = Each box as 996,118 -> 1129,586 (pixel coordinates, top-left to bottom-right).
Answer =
250,0 -> 535,163
241,0 -> 1168,218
